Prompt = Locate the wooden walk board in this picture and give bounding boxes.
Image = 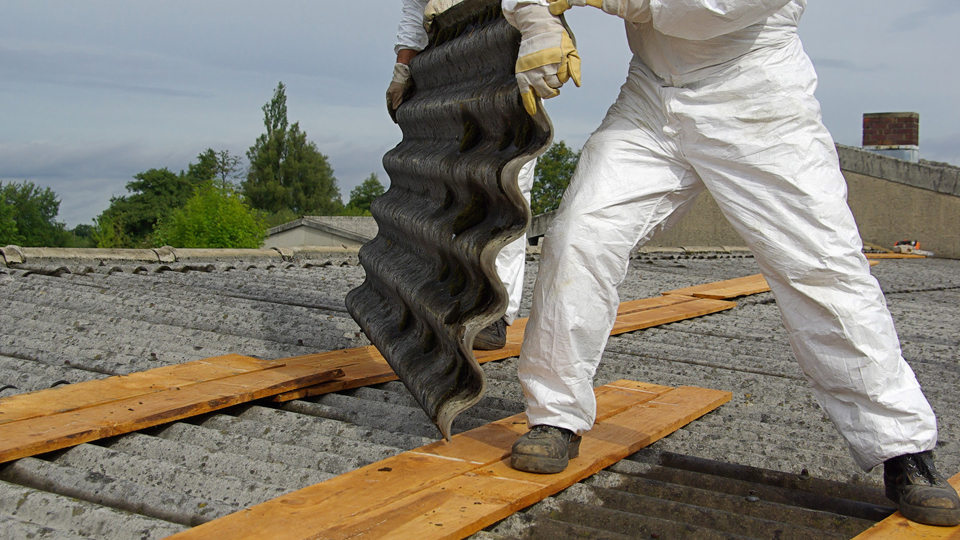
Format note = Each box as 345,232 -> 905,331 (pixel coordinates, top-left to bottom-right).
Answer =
663,273 -> 771,300
852,473 -> 960,539
0,355 -> 344,463
168,380 -> 731,540
272,295 -> 733,402
0,279 -> 748,462
865,253 -> 927,259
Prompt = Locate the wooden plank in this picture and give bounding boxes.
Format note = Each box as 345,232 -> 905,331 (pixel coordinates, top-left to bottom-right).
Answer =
852,473 -> 960,539
171,384 -> 676,540
865,253 -> 927,259
274,296 -> 735,402
0,354 -> 280,425
663,274 -> 770,299
612,296 -> 736,333
167,381 -> 730,540
0,363 -> 343,463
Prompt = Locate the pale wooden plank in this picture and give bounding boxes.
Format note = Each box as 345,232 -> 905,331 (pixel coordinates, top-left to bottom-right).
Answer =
852,473 -> 960,539
166,382 -> 729,540
317,386 -> 732,540
865,253 -> 927,259
0,354 -> 280,425
0,366 -> 343,463
612,297 -> 736,333
273,297 -> 734,403
663,274 -> 770,299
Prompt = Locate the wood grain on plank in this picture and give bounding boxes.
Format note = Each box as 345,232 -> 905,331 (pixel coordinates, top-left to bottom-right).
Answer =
274,297 -> 733,402
0,362 -> 343,463
0,354 -> 280,425
852,473 -> 960,539
167,381 -> 730,540
663,274 -> 770,300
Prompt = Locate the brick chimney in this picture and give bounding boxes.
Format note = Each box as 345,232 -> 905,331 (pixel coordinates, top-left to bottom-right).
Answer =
862,112 -> 919,162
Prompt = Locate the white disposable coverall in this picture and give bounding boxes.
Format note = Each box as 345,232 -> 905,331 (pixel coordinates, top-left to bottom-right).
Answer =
505,0 -> 938,470
397,0 -> 536,323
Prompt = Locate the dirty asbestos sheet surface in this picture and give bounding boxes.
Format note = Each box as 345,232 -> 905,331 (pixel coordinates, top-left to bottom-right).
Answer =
345,0 -> 551,439
0,289 -> 734,463
167,380 -> 731,540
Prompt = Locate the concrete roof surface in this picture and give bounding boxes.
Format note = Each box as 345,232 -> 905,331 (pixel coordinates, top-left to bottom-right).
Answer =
1,250 -> 958,539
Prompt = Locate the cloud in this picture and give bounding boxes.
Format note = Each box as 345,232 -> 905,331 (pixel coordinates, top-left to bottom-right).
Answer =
895,0 -> 960,32
808,57 -> 886,74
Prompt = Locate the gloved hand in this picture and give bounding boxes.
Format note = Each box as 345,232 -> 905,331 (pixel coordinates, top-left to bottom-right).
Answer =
386,62 -> 412,123
507,3 -> 581,116
423,0 -> 465,31
547,0 -> 649,24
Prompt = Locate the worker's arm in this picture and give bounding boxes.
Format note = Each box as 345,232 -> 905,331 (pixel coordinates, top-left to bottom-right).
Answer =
545,0 -> 792,40
388,0 -> 431,122
500,0 -> 581,116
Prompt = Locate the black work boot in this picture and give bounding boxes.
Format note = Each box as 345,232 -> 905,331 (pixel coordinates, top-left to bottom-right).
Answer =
511,425 -> 582,474
474,318 -> 507,350
884,451 -> 960,526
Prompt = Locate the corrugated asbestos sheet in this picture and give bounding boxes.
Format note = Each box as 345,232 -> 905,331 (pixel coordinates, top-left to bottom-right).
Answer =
3,253 -> 960,538
345,0 -> 552,440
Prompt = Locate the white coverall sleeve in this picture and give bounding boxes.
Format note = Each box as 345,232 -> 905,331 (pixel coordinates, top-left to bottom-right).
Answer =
551,0 -> 793,40
648,0 -> 794,40
501,0 -> 550,28
396,0 -> 431,54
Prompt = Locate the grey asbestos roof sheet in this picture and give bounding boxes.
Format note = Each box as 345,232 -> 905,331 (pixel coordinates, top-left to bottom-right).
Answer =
1,250 -> 958,539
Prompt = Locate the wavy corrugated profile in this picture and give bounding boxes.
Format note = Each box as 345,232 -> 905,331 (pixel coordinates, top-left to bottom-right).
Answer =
345,0 -> 552,440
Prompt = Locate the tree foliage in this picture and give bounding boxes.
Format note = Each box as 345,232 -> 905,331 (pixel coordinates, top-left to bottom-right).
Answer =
532,141 -> 580,215
94,149 -> 243,248
96,167 -> 203,247
0,180 -> 68,247
154,181 -> 266,249
345,173 -> 385,215
243,82 -> 342,216
0,194 -> 21,246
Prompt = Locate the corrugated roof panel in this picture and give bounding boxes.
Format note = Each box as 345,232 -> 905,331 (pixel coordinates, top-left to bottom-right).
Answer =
345,0 -> 552,439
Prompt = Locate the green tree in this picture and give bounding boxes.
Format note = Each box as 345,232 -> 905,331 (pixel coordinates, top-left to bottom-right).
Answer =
65,224 -> 96,248
0,180 -> 68,247
0,195 -> 22,245
93,214 -> 130,248
95,149 -> 238,247
154,181 -> 266,249
345,173 -> 386,215
531,141 -> 580,215
96,167 -> 202,247
244,82 -> 342,216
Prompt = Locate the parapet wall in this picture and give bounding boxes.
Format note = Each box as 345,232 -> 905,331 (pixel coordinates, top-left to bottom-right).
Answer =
636,145 -> 960,259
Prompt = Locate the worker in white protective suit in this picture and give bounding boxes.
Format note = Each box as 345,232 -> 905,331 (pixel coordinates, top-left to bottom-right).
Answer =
497,0 -> 960,527
389,0 -> 537,350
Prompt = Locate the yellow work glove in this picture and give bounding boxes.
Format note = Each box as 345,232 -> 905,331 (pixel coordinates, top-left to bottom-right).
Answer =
548,0 -> 650,24
506,3 -> 582,116
386,62 -> 412,123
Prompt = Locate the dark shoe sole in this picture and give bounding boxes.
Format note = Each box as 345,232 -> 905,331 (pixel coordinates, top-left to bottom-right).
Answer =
900,504 -> 960,527
473,338 -> 506,351
511,436 -> 581,474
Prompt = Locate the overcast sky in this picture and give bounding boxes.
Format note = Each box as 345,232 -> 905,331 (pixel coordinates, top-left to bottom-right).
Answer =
2,1 -> 958,227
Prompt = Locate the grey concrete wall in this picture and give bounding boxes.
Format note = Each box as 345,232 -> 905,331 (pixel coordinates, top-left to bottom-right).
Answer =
845,170 -> 960,259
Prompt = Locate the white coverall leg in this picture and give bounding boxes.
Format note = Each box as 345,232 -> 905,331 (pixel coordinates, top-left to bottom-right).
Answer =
496,160 -> 536,324
517,21 -> 938,471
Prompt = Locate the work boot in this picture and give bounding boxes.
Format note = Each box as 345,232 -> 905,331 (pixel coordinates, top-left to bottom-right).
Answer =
474,318 -> 506,350
511,425 -> 581,474
884,451 -> 960,526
